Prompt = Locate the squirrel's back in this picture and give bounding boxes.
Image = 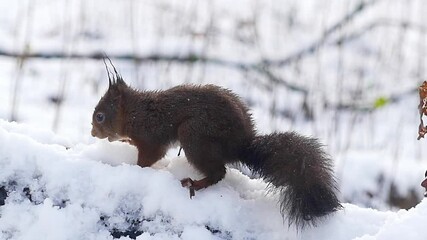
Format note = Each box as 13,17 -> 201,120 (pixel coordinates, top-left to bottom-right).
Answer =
156,84 -> 255,139
165,84 -> 252,125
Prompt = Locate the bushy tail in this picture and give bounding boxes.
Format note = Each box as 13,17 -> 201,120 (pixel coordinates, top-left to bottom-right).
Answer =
240,132 -> 342,229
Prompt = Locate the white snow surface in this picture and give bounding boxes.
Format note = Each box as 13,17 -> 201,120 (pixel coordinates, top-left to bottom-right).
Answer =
1,120 -> 426,240
0,0 -> 426,211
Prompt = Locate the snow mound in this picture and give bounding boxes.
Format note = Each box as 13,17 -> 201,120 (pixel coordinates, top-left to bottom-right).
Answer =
0,120 -> 426,240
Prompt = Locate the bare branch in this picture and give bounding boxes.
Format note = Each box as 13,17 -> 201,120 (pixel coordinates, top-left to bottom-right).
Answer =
332,20 -> 427,46
253,65 -> 308,94
262,0 -> 379,67
327,87 -> 418,112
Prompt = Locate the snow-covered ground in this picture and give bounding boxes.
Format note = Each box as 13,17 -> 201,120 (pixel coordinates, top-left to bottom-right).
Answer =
1,0 -> 426,209
1,120 -> 426,240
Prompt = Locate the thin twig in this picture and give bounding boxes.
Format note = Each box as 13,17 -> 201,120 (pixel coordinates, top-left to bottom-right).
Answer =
262,0 -> 379,67
10,0 -> 35,121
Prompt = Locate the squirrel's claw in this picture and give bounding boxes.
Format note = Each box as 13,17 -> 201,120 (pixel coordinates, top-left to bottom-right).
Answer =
180,178 -> 196,198
180,177 -> 212,198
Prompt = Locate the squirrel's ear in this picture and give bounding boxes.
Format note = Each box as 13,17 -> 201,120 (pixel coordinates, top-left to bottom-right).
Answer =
107,77 -> 127,99
107,84 -> 123,101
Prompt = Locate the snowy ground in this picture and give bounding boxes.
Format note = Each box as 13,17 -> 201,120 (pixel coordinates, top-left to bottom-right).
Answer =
1,120 -> 427,240
1,0 -> 426,211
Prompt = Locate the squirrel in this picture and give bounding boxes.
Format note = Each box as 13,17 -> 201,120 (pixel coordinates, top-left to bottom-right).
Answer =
91,60 -> 342,229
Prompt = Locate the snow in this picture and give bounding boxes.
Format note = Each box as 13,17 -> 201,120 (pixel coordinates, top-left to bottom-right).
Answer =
1,119 -> 426,240
0,120 -> 287,239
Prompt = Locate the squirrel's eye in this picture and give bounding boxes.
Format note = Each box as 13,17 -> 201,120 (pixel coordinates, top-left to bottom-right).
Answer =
95,112 -> 105,123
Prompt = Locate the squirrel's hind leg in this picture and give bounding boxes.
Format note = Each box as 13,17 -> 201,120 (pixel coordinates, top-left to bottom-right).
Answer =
178,145 -> 226,192
178,124 -> 227,197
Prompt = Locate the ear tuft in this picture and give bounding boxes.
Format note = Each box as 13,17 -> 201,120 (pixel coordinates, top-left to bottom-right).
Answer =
102,55 -> 127,88
102,57 -> 113,88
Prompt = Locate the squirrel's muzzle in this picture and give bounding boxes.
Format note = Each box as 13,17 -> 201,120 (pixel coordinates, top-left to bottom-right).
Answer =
91,125 -> 106,139
91,127 -> 97,137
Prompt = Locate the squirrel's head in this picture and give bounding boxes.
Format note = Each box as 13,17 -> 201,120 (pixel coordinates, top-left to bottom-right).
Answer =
91,58 -> 129,142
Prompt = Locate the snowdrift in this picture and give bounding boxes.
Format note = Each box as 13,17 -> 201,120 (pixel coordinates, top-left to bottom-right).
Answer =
0,120 -> 426,240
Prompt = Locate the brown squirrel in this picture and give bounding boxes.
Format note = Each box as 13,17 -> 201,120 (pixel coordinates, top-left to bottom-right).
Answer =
91,61 -> 341,229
